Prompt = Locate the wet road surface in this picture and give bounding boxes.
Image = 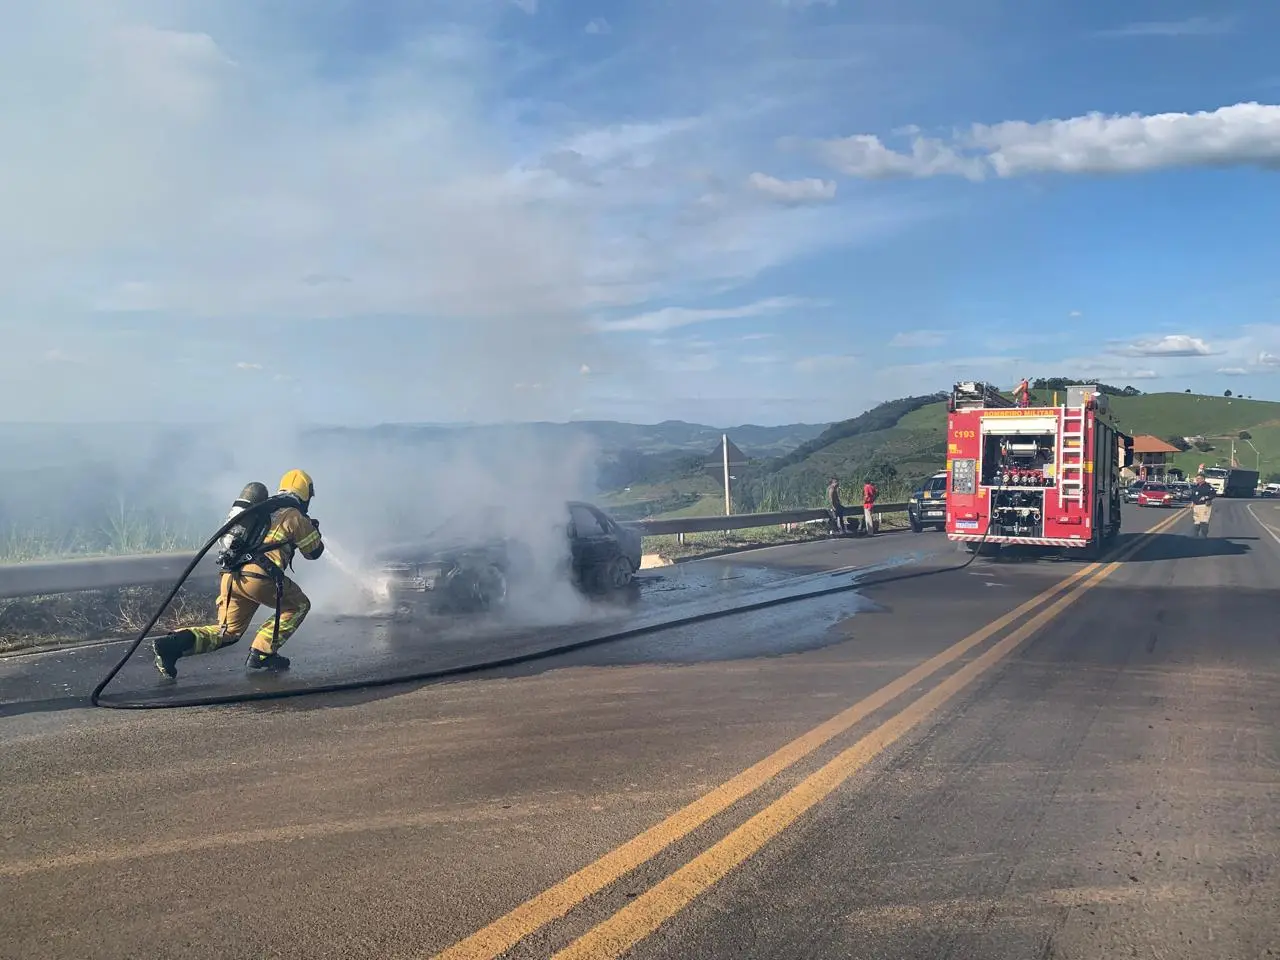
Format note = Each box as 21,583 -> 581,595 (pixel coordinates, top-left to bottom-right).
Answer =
2,503 -> 1277,960
0,528 -> 949,711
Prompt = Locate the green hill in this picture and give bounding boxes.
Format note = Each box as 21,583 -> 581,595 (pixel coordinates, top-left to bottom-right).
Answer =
610,388 -> 1280,518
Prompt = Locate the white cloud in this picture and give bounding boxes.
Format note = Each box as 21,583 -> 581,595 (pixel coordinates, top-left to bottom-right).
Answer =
44,348 -> 85,364
811,135 -> 986,181
510,0 -> 538,14
746,172 -> 837,204
595,296 -> 810,333
1218,367 -> 1250,375
584,18 -> 611,35
1096,17 -> 1237,38
1259,352 -> 1280,367
1118,335 -> 1216,357
810,102 -> 1280,180
235,361 -> 262,370
1068,310 -> 1083,318
0,2 -> 934,424
741,332 -> 776,341
670,352 -> 719,373
794,354 -> 858,372
888,328 -> 948,348
0,6 -> 894,333
1123,369 -> 1161,380
93,281 -> 166,313
741,354 -> 783,365
882,355 -> 1024,378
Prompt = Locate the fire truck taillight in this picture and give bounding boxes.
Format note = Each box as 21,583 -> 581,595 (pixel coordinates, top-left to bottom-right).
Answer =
952,458 -> 977,494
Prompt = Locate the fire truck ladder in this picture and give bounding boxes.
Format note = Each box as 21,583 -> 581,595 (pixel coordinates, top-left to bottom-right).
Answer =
1058,402 -> 1087,509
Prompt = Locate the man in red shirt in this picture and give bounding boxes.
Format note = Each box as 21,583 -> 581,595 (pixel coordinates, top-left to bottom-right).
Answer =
862,480 -> 879,536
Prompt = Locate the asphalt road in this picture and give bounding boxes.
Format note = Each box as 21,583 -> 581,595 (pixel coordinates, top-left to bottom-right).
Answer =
1,502 -> 1276,960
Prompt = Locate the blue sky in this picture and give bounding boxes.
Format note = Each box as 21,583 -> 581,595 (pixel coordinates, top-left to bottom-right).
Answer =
3,0 -> 1280,426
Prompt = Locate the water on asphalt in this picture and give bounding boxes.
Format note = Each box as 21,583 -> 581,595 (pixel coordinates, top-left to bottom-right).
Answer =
0,531 -> 950,713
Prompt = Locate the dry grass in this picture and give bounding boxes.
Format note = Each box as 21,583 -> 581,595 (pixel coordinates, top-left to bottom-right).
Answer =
0,585 -> 216,653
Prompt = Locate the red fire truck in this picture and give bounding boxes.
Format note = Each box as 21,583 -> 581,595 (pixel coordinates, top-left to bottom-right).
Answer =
945,381 -> 1133,557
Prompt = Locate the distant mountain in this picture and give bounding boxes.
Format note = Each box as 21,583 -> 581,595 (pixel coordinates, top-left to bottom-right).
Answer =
303,419 -> 829,458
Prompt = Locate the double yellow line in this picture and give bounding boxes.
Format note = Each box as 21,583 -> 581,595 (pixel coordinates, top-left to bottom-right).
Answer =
434,511 -> 1182,960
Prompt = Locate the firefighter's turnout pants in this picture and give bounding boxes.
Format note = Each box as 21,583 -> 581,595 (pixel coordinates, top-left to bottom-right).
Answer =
186,570 -> 312,656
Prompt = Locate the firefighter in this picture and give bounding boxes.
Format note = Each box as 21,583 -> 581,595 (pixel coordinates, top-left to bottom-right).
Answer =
826,477 -> 846,535
151,469 -> 325,679
1190,471 -> 1215,538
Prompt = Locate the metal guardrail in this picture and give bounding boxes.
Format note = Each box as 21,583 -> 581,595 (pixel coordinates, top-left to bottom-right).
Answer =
630,502 -> 907,536
0,552 -> 222,601
0,503 -> 908,600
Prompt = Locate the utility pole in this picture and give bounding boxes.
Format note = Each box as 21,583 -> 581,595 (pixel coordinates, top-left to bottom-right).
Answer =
722,434 -> 732,516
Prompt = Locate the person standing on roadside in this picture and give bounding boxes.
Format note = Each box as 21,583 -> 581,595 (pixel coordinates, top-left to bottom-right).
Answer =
827,477 -> 846,535
1190,471 -> 1216,538
862,478 -> 879,536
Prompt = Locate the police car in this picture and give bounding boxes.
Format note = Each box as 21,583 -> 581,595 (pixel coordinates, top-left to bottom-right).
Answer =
908,471 -> 948,532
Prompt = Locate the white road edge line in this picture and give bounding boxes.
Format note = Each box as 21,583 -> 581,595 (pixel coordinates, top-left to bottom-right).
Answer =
1246,502 -> 1280,547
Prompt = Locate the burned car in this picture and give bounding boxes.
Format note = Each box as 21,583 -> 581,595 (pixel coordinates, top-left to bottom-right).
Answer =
373,500 -> 642,614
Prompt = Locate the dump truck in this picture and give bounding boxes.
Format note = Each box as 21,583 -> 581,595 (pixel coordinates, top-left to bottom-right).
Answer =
1201,466 -> 1258,498
945,381 -> 1133,557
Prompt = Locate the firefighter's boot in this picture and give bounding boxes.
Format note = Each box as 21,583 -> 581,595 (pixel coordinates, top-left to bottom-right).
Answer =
246,649 -> 291,672
152,629 -> 196,679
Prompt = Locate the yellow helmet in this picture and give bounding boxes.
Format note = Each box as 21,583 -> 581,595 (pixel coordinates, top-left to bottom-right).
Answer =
278,469 -> 315,505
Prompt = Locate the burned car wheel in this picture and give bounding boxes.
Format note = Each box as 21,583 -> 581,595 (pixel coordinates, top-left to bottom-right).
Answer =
438,562 -> 508,614
592,555 -> 634,593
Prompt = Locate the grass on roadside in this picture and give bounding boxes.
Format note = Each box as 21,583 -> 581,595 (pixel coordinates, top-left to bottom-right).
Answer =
0,584 -> 216,653
0,500 -> 204,564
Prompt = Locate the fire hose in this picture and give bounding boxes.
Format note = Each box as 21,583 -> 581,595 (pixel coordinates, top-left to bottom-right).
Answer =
90,480 -> 1019,710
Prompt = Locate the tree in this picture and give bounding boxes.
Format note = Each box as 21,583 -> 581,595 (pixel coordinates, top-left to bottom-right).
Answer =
1165,435 -> 1192,452
1239,431 -> 1252,440
1185,388 -> 1192,393
1225,389 -> 1233,397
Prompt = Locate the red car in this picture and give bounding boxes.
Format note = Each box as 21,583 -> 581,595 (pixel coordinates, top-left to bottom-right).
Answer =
1137,483 -> 1175,507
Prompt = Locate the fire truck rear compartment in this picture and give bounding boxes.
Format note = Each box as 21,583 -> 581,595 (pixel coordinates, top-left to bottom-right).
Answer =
981,432 -> 1057,489
983,431 -> 1056,539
